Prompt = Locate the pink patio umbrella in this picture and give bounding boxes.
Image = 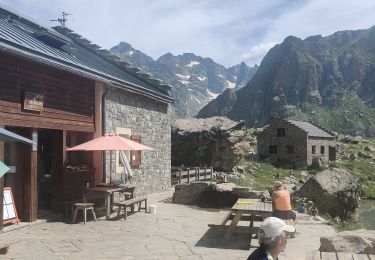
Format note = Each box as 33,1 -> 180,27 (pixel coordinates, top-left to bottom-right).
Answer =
67,133 -> 154,183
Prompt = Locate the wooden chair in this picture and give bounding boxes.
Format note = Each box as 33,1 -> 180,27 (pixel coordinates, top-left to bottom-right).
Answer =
72,203 -> 97,224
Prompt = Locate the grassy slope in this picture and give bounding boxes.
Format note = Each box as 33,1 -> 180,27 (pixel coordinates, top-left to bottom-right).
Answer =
287,94 -> 375,137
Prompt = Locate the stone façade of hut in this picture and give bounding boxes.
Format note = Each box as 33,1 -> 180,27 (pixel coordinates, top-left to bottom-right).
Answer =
256,118 -> 336,168
0,3 -> 172,224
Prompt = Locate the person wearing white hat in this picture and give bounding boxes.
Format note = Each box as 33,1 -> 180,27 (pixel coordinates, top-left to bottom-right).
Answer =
247,217 -> 296,260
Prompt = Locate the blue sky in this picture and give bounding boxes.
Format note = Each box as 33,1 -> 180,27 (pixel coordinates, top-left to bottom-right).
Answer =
2,0 -> 375,67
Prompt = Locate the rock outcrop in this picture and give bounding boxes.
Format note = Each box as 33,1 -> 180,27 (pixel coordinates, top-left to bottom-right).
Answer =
320,229 -> 375,254
171,117 -> 248,171
297,168 -> 361,218
197,27 -> 375,137
172,182 -> 261,208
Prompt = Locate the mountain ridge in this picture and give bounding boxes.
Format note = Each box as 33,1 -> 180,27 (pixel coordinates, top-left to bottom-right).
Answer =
110,42 -> 257,118
197,26 -> 375,137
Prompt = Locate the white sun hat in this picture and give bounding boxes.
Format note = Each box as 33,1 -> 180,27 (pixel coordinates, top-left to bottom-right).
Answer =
260,217 -> 296,238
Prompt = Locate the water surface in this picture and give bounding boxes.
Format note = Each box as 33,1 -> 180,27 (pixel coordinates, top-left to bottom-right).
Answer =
357,199 -> 375,230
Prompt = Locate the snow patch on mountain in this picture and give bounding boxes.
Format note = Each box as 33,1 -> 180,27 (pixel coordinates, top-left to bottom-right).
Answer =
176,73 -> 190,79
207,89 -> 219,100
227,80 -> 236,89
185,61 -> 200,67
197,76 -> 206,81
179,80 -> 189,85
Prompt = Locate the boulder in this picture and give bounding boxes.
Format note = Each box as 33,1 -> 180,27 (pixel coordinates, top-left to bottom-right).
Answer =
297,168 -> 361,218
320,229 -> 375,254
349,152 -> 358,160
364,145 -> 375,152
172,182 -> 262,208
172,182 -> 211,205
171,116 -> 248,171
311,156 -> 326,170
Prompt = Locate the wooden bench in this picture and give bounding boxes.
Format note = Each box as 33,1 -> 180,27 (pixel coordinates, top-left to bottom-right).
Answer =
114,196 -> 148,220
306,251 -> 375,260
208,211 -> 233,227
208,211 -> 260,235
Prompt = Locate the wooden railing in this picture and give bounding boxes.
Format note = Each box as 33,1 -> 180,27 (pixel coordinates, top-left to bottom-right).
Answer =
171,167 -> 213,185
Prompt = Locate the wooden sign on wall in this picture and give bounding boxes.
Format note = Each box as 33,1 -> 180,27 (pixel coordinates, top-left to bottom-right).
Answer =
3,187 -> 19,225
24,91 -> 44,112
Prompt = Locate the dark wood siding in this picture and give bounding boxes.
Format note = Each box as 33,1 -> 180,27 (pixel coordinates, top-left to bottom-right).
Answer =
0,52 -> 95,132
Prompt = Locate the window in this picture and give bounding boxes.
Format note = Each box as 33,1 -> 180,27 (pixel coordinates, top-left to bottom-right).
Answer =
66,132 -> 90,166
130,135 -> 142,168
269,145 -> 277,154
115,127 -> 131,174
312,145 -> 316,155
321,146 -> 325,155
286,145 -> 294,154
277,128 -> 285,137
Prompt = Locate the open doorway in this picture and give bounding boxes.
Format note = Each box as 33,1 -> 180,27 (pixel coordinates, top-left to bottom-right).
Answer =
37,129 -> 53,210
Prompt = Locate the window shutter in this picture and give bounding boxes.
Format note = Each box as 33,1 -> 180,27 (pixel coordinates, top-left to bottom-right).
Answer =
130,134 -> 141,168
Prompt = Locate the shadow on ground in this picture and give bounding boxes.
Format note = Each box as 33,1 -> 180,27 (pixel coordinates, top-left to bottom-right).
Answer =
195,227 -> 259,250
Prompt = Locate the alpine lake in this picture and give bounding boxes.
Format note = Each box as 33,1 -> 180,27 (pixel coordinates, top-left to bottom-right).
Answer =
357,199 -> 375,230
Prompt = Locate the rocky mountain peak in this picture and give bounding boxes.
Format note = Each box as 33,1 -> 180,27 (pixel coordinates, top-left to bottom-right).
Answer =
111,42 -> 257,118
197,26 -> 375,137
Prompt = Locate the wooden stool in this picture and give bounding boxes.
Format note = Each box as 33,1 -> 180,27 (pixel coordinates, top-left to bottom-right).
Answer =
72,203 -> 97,224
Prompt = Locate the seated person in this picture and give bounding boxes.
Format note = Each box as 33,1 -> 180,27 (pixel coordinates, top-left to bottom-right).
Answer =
298,203 -> 306,214
307,201 -> 319,216
271,181 -> 296,222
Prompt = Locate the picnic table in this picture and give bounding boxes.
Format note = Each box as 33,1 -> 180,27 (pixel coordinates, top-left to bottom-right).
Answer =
82,185 -> 135,220
222,198 -> 272,242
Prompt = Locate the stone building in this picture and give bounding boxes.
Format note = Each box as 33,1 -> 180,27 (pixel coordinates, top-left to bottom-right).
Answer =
0,3 -> 172,224
257,119 -> 335,168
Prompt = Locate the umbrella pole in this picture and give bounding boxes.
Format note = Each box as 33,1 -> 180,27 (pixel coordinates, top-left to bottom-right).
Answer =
109,150 -> 112,184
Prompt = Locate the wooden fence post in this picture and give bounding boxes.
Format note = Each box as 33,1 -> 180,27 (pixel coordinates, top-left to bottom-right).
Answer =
187,168 -> 190,184
204,167 -> 207,180
210,167 -> 213,181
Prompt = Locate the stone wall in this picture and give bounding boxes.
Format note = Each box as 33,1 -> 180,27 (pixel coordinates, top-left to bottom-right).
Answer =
104,87 -> 171,196
307,137 -> 336,164
171,117 -> 247,171
257,119 -> 308,168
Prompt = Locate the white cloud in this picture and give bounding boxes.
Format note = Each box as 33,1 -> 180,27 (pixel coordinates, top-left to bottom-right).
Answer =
2,0 -> 375,67
242,42 -> 277,65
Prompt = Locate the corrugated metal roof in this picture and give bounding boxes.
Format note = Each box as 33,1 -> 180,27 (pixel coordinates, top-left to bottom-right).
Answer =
0,5 -> 173,103
288,120 -> 333,138
0,128 -> 34,144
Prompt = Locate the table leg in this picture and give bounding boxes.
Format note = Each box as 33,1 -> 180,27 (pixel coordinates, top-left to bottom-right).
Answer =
106,194 -> 111,220
83,191 -> 87,203
222,212 -> 242,242
110,193 -> 114,212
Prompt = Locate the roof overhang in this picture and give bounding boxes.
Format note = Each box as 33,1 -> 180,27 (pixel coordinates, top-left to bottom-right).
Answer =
0,41 -> 173,104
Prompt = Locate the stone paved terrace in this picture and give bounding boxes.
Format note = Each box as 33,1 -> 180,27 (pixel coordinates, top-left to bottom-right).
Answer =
1,189 -> 335,259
